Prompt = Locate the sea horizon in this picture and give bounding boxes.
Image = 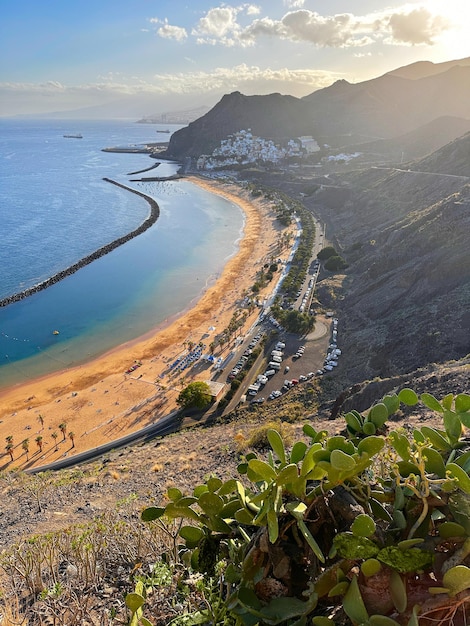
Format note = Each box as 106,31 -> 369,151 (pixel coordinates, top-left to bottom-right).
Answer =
0,119 -> 244,389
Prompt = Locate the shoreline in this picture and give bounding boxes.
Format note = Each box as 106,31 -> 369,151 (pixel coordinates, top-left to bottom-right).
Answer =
0,179 -> 160,308
0,176 -> 286,471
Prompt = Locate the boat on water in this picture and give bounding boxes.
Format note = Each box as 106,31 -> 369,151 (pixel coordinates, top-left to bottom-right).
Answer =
63,133 -> 83,139
157,129 -> 171,133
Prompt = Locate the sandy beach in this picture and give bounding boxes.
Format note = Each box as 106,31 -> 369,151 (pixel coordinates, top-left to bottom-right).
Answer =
0,176 -> 292,471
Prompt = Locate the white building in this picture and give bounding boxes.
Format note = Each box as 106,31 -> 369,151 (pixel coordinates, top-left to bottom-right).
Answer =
197,129 -> 310,170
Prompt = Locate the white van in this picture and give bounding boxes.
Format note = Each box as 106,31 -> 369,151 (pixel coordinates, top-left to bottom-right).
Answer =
271,350 -> 283,357
271,355 -> 282,363
275,342 -> 286,350
269,362 -> 281,370
264,369 -> 276,377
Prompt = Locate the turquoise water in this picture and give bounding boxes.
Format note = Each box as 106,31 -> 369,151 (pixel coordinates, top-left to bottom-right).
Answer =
0,120 -> 244,388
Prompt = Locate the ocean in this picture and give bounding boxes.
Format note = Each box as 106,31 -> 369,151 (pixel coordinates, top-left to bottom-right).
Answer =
0,119 -> 244,389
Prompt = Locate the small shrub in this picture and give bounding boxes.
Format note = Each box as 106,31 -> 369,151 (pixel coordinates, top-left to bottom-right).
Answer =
240,420 -> 294,451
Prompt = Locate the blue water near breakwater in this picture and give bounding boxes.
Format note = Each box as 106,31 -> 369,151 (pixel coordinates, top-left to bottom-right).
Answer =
0,119 -> 244,388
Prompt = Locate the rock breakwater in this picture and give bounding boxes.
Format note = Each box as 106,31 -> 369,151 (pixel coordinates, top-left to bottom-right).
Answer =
0,179 -> 160,308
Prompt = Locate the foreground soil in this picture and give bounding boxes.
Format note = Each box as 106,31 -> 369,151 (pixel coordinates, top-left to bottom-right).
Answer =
0,361 -> 467,624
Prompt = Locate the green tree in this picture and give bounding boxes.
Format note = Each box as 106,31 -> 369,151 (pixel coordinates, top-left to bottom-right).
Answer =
21,439 -> 30,460
5,442 -> 14,462
59,422 -> 67,441
317,245 -> 337,260
325,255 -> 348,271
176,381 -> 212,410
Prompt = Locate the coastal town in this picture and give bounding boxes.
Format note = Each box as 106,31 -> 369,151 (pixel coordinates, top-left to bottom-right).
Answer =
196,129 -> 321,170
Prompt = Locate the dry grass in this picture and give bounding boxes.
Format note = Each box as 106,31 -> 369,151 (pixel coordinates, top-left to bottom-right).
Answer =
238,419 -> 296,452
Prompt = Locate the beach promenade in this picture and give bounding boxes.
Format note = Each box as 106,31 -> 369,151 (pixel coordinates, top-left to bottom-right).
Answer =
0,177 -> 292,471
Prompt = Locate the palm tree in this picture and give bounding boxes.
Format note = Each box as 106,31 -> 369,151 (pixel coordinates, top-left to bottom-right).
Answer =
51,432 -> 58,451
58,422 -> 67,441
37,414 -> 44,431
5,435 -> 13,446
5,443 -> 14,461
35,435 -> 43,453
68,431 -> 75,448
21,439 -> 30,460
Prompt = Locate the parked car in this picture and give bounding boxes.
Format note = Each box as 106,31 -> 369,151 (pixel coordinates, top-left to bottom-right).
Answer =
299,375 -> 308,382
284,365 -> 290,373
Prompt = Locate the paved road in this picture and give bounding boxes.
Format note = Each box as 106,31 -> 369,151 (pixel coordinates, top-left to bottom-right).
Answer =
371,166 -> 469,180
27,409 -> 180,474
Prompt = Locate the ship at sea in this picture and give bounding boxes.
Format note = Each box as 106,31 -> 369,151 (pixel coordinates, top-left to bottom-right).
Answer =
63,133 -> 83,139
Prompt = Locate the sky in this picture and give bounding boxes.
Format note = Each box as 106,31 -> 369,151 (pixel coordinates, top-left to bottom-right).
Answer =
1,0 -> 469,118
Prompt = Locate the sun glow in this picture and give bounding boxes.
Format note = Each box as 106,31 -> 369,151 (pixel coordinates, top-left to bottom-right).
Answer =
422,0 -> 470,58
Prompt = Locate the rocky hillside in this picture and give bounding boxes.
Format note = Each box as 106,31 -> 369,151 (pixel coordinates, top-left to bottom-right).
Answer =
411,131 -> 470,176
347,116 -> 470,164
165,57 -> 470,159
310,134 -> 470,383
165,91 -> 312,159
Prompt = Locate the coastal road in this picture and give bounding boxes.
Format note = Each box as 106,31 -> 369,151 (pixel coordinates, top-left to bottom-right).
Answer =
26,410 -> 180,474
371,166 -> 469,180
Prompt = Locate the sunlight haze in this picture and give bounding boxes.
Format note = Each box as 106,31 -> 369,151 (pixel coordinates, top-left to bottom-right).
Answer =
1,0 -> 469,117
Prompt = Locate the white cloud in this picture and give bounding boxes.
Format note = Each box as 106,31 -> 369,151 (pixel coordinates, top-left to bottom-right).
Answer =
283,0 -> 306,8
158,4 -> 452,49
157,24 -> 188,42
149,17 -> 188,42
192,6 -> 244,46
245,4 -> 261,16
0,65 -> 338,116
388,8 -> 450,45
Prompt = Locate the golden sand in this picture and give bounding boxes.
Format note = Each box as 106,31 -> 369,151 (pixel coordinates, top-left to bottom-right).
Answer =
0,176 -> 289,470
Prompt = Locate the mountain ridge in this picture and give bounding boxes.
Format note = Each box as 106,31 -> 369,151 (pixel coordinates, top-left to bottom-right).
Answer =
165,57 -> 470,159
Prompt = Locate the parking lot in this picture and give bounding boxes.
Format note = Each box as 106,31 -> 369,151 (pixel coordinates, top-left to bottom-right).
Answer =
242,316 -> 333,405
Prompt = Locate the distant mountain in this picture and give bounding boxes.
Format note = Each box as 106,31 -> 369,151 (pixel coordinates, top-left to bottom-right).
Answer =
349,116 -> 470,163
136,105 -> 211,125
301,63 -> 470,142
165,57 -> 470,160
14,95 -> 216,121
386,55 -> 470,80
